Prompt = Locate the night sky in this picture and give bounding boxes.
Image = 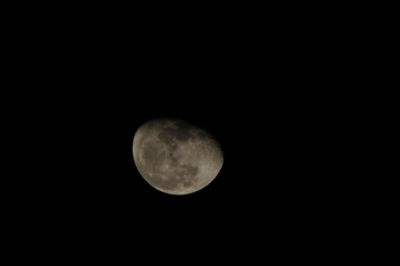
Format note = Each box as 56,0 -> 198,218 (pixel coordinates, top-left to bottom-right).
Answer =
6,11 -> 362,261
31,70 -> 345,251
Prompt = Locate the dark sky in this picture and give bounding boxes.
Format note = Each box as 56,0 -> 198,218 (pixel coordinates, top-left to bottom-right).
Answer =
22,67 -> 346,253
6,12 -> 363,261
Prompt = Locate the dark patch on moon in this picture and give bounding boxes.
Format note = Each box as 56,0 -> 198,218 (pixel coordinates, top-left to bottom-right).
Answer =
179,165 -> 199,188
158,129 -> 174,143
158,120 -> 194,144
141,141 -> 166,173
180,164 -> 199,177
168,151 -> 181,167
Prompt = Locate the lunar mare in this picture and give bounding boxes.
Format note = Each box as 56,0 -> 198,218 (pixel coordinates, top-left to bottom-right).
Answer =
132,119 -> 223,195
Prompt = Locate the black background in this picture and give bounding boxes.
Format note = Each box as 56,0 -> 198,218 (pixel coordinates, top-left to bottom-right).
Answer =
4,7 -> 367,261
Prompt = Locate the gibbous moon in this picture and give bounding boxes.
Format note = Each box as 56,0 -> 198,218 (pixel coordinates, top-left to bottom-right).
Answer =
132,118 -> 223,195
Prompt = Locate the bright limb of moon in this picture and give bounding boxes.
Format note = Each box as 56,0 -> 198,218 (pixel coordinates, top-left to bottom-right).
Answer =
132,118 -> 223,195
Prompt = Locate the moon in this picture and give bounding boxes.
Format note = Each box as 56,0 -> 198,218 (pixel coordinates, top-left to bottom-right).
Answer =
132,118 -> 224,195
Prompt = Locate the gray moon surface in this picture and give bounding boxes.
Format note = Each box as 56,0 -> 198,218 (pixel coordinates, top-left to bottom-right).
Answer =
132,118 -> 224,195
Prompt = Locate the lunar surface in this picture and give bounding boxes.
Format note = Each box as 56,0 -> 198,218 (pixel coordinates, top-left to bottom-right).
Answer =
132,118 -> 223,195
